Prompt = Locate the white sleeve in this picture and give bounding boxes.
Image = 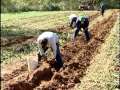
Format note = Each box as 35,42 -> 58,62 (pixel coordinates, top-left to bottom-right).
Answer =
51,40 -> 57,57
37,38 -> 44,55
38,44 -> 45,55
55,33 -> 59,43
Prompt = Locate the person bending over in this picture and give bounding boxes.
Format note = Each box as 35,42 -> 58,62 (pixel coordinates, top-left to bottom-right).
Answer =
69,14 -> 90,41
37,32 -> 63,69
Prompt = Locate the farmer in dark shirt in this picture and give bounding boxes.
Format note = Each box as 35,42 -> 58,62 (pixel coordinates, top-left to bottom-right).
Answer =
100,3 -> 106,16
69,14 -> 90,42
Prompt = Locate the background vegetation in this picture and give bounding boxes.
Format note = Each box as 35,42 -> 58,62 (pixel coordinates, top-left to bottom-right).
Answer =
1,0 -> 120,13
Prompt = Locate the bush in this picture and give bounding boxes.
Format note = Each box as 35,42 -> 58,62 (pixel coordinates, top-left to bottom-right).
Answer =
41,3 -> 60,11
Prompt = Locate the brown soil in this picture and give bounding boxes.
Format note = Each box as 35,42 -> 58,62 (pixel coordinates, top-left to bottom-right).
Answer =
2,10 -> 118,90
1,64 -> 27,81
28,62 -> 53,86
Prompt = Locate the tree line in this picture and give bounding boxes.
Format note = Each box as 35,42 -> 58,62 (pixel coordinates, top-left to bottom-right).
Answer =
1,0 -> 120,13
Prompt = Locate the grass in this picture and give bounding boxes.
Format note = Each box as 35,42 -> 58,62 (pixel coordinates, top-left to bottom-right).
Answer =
1,11 -> 68,21
1,11 -> 98,64
1,43 -> 38,63
75,16 -> 119,90
1,11 -> 98,32
1,11 -> 97,21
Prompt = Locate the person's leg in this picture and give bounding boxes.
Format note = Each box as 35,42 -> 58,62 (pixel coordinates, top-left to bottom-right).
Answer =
55,43 -> 63,68
37,51 -> 42,62
72,21 -> 81,41
83,27 -> 90,41
74,28 -> 80,39
103,9 -> 105,16
101,8 -> 104,16
83,19 -> 90,41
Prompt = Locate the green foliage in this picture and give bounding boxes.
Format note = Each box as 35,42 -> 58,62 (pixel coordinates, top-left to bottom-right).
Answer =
1,43 -> 38,63
1,0 -> 119,13
41,3 -> 60,11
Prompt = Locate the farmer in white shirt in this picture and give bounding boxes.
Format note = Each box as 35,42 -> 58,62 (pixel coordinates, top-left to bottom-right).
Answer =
69,14 -> 90,41
37,32 -> 63,68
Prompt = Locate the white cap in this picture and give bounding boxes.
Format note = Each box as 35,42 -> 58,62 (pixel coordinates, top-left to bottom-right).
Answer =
68,14 -> 77,20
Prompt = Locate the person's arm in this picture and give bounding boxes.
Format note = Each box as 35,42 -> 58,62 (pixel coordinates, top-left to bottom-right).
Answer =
70,17 -> 77,28
37,38 -> 45,56
70,19 -> 73,27
50,37 -> 57,57
38,44 -> 45,56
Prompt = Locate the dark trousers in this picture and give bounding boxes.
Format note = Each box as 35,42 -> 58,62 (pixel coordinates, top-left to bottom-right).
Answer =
101,9 -> 105,16
83,27 -> 90,41
55,43 -> 63,68
74,20 -> 81,38
38,43 -> 63,68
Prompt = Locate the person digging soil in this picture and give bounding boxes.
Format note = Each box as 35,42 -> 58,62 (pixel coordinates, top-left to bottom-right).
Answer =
68,14 -> 91,42
37,31 -> 63,70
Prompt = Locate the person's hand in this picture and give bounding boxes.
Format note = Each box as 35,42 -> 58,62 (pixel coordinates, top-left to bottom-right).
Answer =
37,53 -> 42,62
42,54 -> 46,57
42,54 -> 47,60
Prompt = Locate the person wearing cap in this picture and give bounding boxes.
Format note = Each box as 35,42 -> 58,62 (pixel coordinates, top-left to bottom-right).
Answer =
69,14 -> 78,28
68,14 -> 90,41
37,31 -> 63,68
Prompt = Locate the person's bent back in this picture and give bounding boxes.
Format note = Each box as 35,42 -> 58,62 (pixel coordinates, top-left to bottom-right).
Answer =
37,32 -> 63,69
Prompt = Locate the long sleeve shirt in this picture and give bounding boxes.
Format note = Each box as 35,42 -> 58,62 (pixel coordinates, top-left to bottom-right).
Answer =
76,16 -> 89,23
69,14 -> 77,23
69,14 -> 77,21
37,32 -> 59,57
68,14 -> 77,28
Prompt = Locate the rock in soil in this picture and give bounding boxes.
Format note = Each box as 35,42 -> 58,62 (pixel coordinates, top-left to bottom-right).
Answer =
28,62 -> 53,87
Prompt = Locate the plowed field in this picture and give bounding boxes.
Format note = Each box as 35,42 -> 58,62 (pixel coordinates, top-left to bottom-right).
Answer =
1,10 -> 119,90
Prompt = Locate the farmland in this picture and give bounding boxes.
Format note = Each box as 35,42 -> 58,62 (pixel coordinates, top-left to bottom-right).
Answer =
1,11 -> 98,63
1,10 -> 120,90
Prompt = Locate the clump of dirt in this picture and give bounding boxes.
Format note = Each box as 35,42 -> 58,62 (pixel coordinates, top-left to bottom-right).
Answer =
2,64 -> 27,82
4,72 -> 31,90
4,80 -> 33,90
4,62 -> 53,90
28,62 -> 53,87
